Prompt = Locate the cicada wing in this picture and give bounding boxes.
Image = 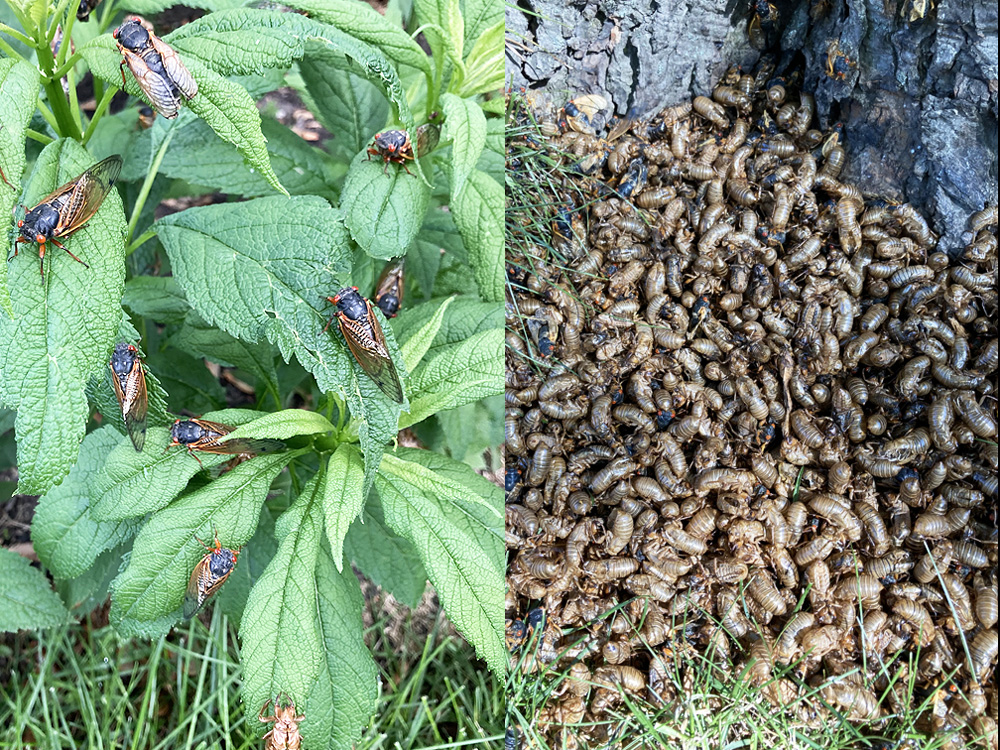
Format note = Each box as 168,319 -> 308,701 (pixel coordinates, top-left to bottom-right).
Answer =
51,155 -> 123,237
123,51 -> 181,118
189,419 -> 235,437
217,437 -> 287,455
149,36 -> 198,99
183,554 -> 211,619
339,313 -> 404,403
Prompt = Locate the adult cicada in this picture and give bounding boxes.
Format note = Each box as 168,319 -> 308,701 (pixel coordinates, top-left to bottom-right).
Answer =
365,122 -> 440,175
113,17 -> 198,119
259,693 -> 305,750
323,286 -> 404,403
168,418 -> 285,467
12,154 -> 122,278
109,342 -> 148,452
183,529 -> 239,619
373,256 -> 405,318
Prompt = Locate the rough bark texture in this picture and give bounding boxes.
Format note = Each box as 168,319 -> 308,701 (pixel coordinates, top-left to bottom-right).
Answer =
506,0 -> 998,252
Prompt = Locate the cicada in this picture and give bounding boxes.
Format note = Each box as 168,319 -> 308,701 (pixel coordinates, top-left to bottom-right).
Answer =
323,287 -> 404,403
366,122 -> 440,175
137,105 -> 157,130
168,418 -> 286,467
12,154 -> 122,278
183,529 -> 239,619
76,0 -> 101,21
113,17 -> 198,119
109,343 -> 148,452
373,256 -> 405,318
259,693 -> 305,750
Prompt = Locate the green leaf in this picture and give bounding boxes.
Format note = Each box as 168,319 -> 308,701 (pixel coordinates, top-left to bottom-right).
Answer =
109,448 -> 299,629
461,0 -> 502,57
0,141 -> 127,496
32,427 -> 138,579
225,408 -> 335,442
295,44 -> 389,165
169,316 -> 279,402
440,93 -> 486,198
450,168 -> 502,303
341,151 -> 431,260
399,296 -> 453,374
241,468 -> 325,724
154,197 -> 403,501
56,542 -> 132,617
409,205 -> 464,297
401,328 -> 502,427
0,58 -> 40,317
146,347 -> 227,415
455,20 -> 502,97
156,117 -> 336,199
91,409 -> 266,520
119,0 -> 242,12
343,492 -> 426,608
310,541 -> 378,749
81,36 -> 285,195
391,446 -> 502,569
375,463 -> 503,674
122,276 -> 191,325
477,116 -> 504,184
216,504 -> 278,624
0,548 -> 70,632
395,296 -> 501,359
323,443 -> 365,572
415,0 -> 464,62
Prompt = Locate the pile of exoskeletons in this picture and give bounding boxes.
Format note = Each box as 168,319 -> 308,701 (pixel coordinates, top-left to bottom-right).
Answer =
505,62 -> 998,748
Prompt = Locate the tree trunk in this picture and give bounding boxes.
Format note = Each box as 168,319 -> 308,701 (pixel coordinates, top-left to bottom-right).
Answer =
505,0 -> 998,250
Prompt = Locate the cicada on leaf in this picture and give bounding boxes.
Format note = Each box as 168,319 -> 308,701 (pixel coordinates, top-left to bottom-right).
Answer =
12,155 -> 122,278
259,693 -> 305,750
168,418 -> 285,467
373,256 -> 405,318
183,529 -> 239,619
323,287 -> 404,403
113,17 -> 197,119
109,343 -> 148,452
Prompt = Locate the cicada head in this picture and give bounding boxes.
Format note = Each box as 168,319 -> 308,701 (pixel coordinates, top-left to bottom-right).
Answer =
113,18 -> 150,52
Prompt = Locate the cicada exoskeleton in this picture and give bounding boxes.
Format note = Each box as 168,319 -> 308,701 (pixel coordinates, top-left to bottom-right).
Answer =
113,17 -> 198,119
13,154 -> 123,278
259,693 -> 305,750
373,256 -> 405,318
323,286 -> 404,403
168,418 -> 286,467
183,529 -> 239,619
109,342 -> 148,452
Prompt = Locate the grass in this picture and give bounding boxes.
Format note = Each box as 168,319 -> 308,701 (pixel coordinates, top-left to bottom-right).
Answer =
505,605 -> 992,750
0,601 -> 501,749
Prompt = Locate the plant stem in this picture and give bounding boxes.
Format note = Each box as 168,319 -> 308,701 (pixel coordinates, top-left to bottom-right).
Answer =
124,228 -> 156,257
50,51 -> 83,81
26,129 -> 56,145
82,86 -> 117,146
36,98 -> 59,132
0,23 -> 33,49
35,21 -> 83,141
125,126 -> 175,247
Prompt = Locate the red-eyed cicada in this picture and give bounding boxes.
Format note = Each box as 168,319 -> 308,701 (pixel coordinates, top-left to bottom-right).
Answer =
323,287 -> 404,403
113,17 -> 197,119
373,256 -> 405,318
12,154 -> 122,278
183,529 -> 239,619
259,694 -> 305,750
109,343 -> 148,452
168,418 -> 285,467
365,123 -> 440,175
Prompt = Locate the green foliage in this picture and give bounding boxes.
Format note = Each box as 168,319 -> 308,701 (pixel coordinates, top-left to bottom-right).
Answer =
1,0 -> 502,745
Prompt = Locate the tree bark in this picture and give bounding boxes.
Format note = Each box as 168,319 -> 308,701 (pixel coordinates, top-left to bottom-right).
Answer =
506,0 -> 998,250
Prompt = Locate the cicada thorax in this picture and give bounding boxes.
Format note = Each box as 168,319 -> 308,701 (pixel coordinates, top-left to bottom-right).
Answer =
373,257 -> 405,318
183,532 -> 239,619
109,342 -> 148,452
113,17 -> 197,119
324,287 -> 405,403
13,154 -> 123,278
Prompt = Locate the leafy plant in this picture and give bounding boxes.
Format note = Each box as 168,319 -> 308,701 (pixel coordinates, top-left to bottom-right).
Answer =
0,0 -> 503,745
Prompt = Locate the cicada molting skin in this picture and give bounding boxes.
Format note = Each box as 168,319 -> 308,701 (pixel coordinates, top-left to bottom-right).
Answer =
506,80 -> 997,745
